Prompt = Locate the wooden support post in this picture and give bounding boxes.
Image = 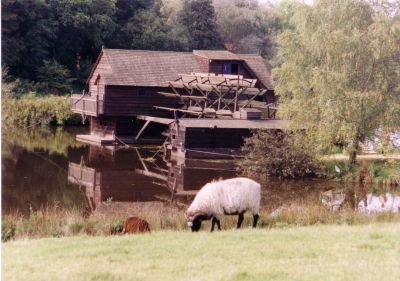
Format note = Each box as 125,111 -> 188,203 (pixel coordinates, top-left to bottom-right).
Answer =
135,120 -> 151,141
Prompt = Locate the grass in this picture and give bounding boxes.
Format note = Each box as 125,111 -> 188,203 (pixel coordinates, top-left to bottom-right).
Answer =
3,201 -> 400,241
3,223 -> 400,281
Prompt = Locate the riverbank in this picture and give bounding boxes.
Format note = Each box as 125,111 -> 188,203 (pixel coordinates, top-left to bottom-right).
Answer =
3,201 -> 400,241
3,223 -> 400,281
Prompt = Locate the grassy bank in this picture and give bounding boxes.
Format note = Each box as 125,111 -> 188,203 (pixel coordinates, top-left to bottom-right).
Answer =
3,224 -> 400,281
1,95 -> 80,127
324,159 -> 400,186
3,202 -> 400,241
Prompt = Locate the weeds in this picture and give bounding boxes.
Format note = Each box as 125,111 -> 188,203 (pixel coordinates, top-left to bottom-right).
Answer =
3,200 -> 400,241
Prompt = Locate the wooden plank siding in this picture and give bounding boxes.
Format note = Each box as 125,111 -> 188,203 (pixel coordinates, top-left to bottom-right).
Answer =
88,52 -> 110,99
104,86 -> 178,117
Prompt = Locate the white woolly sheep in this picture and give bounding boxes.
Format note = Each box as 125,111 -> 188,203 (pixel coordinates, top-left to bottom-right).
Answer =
186,177 -> 261,232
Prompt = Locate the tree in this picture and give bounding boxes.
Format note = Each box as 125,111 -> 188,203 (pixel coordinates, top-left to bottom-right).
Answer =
178,0 -> 223,49
274,0 -> 400,164
215,0 -> 280,59
36,60 -> 73,94
2,0 -> 59,79
123,0 -> 190,51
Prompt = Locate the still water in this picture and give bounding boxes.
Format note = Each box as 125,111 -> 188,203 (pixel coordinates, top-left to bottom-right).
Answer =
2,127 -> 400,219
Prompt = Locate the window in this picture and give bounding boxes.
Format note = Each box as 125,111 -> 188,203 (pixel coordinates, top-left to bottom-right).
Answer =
222,62 -> 239,75
138,88 -> 147,96
231,63 -> 239,75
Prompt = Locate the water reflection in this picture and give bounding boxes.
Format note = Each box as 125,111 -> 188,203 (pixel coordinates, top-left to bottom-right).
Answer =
2,128 -> 400,220
358,193 -> 400,213
67,145 -> 237,213
321,188 -> 400,213
2,127 -> 88,215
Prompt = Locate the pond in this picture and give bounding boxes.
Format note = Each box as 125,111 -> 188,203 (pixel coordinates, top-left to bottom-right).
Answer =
2,127 -> 400,225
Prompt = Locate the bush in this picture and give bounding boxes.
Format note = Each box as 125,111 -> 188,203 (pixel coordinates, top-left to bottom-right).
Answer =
239,130 -> 323,179
111,221 -> 124,234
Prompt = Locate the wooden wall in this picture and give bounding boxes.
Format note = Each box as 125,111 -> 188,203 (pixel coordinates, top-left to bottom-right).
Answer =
88,52 -> 110,99
104,86 -> 178,117
185,128 -> 251,149
169,125 -> 252,150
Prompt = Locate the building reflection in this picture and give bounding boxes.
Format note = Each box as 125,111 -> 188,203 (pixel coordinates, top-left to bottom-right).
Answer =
67,145 -> 236,213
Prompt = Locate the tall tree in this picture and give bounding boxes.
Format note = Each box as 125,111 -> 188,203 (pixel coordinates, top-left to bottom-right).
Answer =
215,0 -> 280,58
274,0 -> 400,164
178,0 -> 223,49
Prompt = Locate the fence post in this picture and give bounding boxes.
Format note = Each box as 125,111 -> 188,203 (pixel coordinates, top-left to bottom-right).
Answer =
96,94 -> 99,116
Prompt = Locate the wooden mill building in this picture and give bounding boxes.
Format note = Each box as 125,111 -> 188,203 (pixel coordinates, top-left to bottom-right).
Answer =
71,48 -> 282,158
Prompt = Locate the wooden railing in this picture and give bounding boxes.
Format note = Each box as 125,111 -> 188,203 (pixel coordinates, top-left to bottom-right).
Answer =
71,94 -> 104,116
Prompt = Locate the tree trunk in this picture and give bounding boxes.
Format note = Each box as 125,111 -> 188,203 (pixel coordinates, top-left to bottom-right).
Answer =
348,138 -> 360,165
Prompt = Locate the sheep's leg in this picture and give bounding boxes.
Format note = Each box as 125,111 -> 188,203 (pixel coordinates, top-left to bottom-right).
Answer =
237,212 -> 245,229
252,214 -> 259,228
211,217 -> 221,232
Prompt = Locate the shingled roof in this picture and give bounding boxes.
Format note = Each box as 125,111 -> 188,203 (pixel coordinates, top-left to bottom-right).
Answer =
88,49 -> 274,89
239,54 -> 274,90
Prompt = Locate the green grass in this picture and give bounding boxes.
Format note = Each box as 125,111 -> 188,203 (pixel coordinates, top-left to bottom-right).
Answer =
3,224 -> 400,281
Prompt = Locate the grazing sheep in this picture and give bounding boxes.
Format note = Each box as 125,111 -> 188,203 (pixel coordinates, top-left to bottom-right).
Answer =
122,217 -> 151,234
186,177 -> 261,232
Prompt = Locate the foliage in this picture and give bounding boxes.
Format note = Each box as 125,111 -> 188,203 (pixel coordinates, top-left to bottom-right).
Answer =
1,0 -> 193,91
2,220 -> 16,242
178,0 -> 223,49
274,0 -> 400,164
36,60 -> 73,94
1,95 -> 79,127
111,221 -> 124,234
214,0 -> 281,59
240,130 -> 323,179
324,159 -> 400,186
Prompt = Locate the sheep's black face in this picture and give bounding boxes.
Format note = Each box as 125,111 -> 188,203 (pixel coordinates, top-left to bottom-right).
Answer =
191,216 -> 203,232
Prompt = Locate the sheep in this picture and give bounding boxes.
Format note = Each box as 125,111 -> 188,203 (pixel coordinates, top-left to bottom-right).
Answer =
186,177 -> 261,232
122,217 -> 151,234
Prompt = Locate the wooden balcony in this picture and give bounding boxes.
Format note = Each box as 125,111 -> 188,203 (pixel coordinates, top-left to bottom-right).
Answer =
71,94 -> 104,116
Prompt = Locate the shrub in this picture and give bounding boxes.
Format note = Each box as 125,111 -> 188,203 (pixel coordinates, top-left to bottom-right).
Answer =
111,221 -> 124,234
1,95 -> 80,127
239,130 -> 323,179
